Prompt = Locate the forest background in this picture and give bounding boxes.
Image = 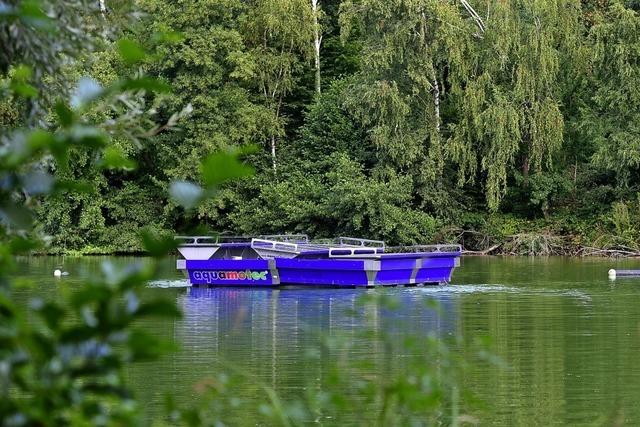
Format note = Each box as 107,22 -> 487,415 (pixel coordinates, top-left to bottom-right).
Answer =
4,0 -> 640,256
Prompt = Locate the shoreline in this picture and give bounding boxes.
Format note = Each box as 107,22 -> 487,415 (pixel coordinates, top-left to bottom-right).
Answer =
29,227 -> 640,259
24,248 -> 640,258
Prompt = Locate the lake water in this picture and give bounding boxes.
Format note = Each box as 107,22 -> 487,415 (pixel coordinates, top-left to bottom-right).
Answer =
13,256 -> 640,425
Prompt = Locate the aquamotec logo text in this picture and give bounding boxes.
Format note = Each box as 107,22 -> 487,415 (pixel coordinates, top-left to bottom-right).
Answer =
192,270 -> 268,283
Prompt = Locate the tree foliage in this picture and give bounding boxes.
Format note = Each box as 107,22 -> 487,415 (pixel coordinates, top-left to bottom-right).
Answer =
446,0 -> 582,210
581,2 -> 640,186
3,0 -> 638,252
5,0 -> 640,424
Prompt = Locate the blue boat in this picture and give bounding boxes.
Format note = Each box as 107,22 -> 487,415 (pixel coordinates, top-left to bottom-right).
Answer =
176,235 -> 461,287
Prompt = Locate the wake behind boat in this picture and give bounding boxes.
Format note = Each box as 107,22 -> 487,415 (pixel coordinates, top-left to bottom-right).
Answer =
176,235 -> 461,287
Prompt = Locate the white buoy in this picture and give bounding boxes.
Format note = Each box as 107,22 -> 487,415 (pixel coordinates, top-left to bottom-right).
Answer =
54,269 -> 62,277
608,269 -> 616,280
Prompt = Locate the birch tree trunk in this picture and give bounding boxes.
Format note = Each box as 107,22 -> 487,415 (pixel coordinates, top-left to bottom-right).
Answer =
460,0 -> 485,35
432,73 -> 441,138
311,0 -> 322,94
99,0 -> 106,15
271,135 -> 277,172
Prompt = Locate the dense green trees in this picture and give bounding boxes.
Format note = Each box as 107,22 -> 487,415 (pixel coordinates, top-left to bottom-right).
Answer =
8,0 -> 640,253
449,0 -> 582,210
583,2 -> 640,186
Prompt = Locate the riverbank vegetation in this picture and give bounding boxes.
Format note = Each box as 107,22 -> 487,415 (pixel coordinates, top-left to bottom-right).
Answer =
3,0 -> 640,257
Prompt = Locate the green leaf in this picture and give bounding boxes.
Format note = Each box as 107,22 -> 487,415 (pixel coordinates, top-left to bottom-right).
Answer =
70,286 -> 112,310
151,30 -> 184,44
12,64 -> 32,80
59,325 -> 100,343
53,179 -> 94,194
100,146 -> 137,170
140,230 -> 179,257
136,299 -> 182,318
127,329 -> 177,361
33,301 -> 66,330
17,0 -> 52,29
200,150 -> 254,187
0,202 -> 33,229
11,82 -> 37,98
99,260 -> 154,290
54,102 -> 74,127
9,236 -> 40,253
26,130 -> 55,151
69,125 -> 108,148
116,39 -> 146,65
120,76 -> 171,93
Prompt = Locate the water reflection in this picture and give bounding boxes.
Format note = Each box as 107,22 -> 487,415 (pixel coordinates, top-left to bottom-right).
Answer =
134,286 -> 457,420
14,256 -> 640,425
180,286 -> 456,337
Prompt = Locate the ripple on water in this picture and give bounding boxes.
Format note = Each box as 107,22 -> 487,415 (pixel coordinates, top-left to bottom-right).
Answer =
416,284 -> 592,302
419,284 -> 521,294
147,279 -> 191,288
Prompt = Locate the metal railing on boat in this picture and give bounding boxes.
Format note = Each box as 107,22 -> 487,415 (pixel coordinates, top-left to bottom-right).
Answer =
327,244 -> 461,258
175,234 -> 309,246
251,238 -> 300,253
337,237 -> 385,249
175,236 -> 460,255
249,236 -> 388,258
386,244 -> 462,253
249,238 -> 333,256
174,236 -> 219,246
328,247 -> 382,257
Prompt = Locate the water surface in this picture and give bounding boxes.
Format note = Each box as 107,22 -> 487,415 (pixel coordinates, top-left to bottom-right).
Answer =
13,256 -> 640,425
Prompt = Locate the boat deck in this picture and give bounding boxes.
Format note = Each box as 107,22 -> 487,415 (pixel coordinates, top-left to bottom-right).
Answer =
175,235 -> 462,287
176,235 -> 460,258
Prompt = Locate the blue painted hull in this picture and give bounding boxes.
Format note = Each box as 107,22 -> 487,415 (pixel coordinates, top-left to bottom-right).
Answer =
185,252 -> 459,287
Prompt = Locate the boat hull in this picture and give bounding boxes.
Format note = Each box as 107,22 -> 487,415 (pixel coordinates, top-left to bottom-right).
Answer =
184,252 -> 460,287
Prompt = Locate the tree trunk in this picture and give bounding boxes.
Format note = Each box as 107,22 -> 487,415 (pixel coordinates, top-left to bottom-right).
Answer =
314,36 -> 321,94
271,135 -> 277,172
311,0 -> 322,94
432,73 -> 441,138
99,0 -> 106,15
460,0 -> 485,35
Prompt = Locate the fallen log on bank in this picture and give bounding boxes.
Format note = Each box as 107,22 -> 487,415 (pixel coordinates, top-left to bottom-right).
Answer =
576,246 -> 640,258
449,228 -> 640,257
462,242 -> 503,256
